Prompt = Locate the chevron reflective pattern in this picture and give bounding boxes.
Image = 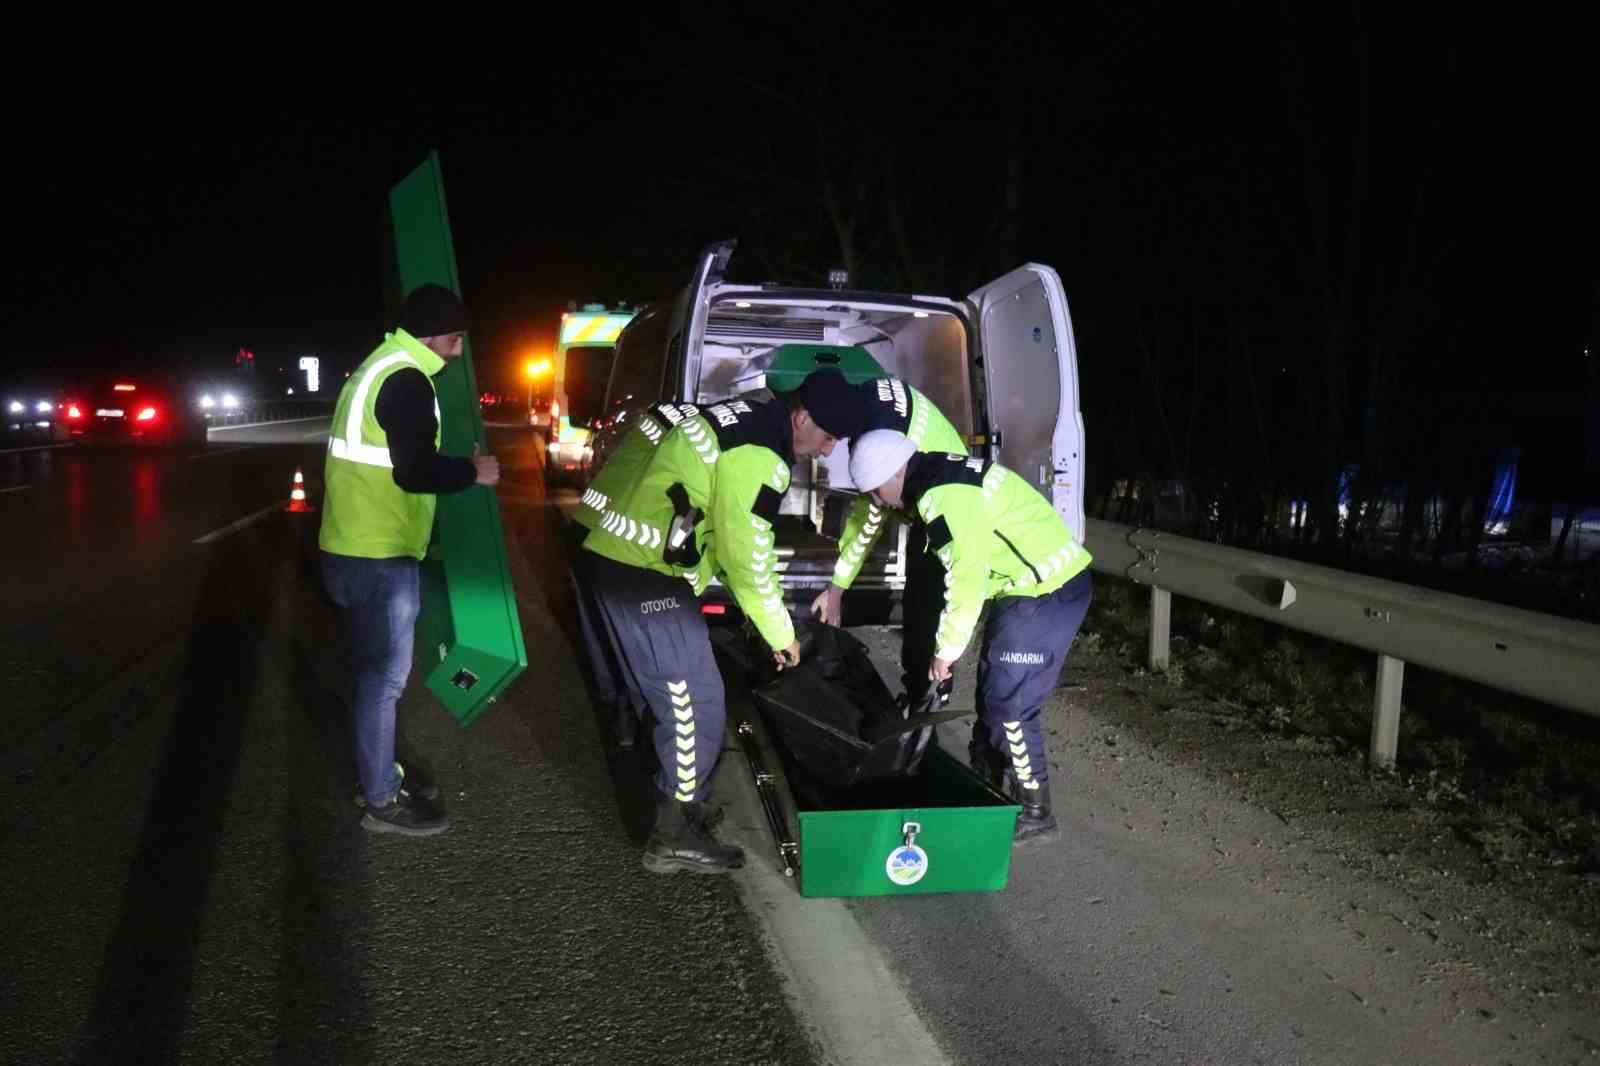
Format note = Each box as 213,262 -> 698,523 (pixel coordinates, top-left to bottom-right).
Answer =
907,389 -> 930,446
749,515 -> 784,619
833,502 -> 884,583
933,543 -> 981,661
669,679 -> 697,801
998,542 -> 1089,594
1003,720 -> 1041,790
680,416 -> 720,464
598,508 -> 663,550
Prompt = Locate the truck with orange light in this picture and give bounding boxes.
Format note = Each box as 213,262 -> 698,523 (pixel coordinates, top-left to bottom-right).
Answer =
543,304 -> 635,486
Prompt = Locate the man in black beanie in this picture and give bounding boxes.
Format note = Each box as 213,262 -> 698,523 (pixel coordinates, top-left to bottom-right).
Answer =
788,364 -> 971,709
319,282 -> 501,835
784,369 -> 865,442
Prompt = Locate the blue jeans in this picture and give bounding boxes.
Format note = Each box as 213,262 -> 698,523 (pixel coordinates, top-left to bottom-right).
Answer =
322,552 -> 419,808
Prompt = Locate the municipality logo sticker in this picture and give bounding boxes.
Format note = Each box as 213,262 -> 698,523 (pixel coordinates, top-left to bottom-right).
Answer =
885,843 -> 929,886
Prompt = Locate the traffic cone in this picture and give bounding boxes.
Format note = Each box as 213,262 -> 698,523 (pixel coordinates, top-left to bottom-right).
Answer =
285,467 -> 315,513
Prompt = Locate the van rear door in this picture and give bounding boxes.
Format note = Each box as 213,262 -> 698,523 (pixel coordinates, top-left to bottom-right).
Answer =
967,265 -> 1086,540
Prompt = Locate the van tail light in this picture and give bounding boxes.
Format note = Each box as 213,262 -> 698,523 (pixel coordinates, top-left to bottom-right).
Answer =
136,406 -> 158,422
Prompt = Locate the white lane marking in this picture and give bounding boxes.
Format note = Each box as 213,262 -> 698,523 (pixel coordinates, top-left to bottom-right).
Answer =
188,446 -> 251,460
300,426 -> 329,439
722,744 -> 953,1066
0,485 -> 30,494
207,416 -> 329,433
193,502 -> 281,545
0,443 -> 72,455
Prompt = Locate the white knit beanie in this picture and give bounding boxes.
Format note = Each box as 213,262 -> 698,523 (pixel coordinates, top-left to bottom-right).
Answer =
848,430 -> 917,492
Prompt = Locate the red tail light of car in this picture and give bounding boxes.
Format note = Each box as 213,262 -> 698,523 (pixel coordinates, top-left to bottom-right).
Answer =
136,406 -> 158,422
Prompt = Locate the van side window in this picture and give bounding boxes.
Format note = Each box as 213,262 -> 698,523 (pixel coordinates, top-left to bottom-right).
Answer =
607,305 -> 670,410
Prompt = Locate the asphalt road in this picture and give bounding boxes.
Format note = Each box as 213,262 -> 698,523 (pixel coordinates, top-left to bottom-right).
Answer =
4,424 -> 1594,1066
0,427 -> 816,1066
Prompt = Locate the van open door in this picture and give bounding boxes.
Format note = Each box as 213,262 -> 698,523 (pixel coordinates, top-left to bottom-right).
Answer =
968,264 -> 1086,541
682,238 -> 737,394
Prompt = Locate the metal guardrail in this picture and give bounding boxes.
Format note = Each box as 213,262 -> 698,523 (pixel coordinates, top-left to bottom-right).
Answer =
1083,519 -> 1600,769
205,400 -> 335,427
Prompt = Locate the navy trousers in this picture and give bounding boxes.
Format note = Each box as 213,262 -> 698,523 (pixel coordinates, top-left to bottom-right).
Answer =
573,550 -> 727,802
974,570 -> 1093,792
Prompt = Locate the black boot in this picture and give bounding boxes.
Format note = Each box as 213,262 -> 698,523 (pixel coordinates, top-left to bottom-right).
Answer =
1009,775 -> 1059,845
642,793 -> 744,874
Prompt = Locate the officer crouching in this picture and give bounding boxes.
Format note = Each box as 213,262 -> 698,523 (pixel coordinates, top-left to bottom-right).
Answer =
571,376 -> 857,873
846,430 -> 1094,843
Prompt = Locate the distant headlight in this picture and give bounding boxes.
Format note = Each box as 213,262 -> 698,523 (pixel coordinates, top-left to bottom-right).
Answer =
7,401 -> 22,414
199,394 -> 216,409
221,393 -> 240,410
35,401 -> 53,414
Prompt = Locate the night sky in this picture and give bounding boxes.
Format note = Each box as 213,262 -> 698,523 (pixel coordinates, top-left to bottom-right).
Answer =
5,10 -> 1594,482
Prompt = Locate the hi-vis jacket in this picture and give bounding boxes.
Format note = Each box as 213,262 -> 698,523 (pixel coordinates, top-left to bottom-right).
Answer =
900,451 -> 1093,663
578,398 -> 797,652
832,378 -> 966,589
319,329 -> 444,560
574,401 -> 702,541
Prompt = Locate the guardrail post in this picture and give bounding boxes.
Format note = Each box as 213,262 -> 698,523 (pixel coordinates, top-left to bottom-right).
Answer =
1149,587 -> 1171,672
1369,653 -> 1405,771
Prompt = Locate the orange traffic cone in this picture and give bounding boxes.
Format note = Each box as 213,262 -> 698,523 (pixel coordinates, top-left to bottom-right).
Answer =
285,467 -> 316,513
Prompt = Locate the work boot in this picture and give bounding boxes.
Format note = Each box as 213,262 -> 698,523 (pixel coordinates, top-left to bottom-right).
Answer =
361,785 -> 449,837
642,793 -> 744,874
1008,775 -> 1059,846
353,760 -> 439,808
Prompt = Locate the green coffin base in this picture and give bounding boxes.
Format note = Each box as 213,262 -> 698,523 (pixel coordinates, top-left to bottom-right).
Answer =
387,153 -> 528,727
796,747 -> 1021,898
764,344 -> 887,392
416,551 -> 525,726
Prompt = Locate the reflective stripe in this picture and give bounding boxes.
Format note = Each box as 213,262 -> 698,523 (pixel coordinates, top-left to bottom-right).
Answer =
329,435 -> 393,467
596,507 -> 662,549
560,313 -> 631,344
907,388 -> 930,446
833,501 -> 884,581
327,351 -> 423,469
669,679 -> 696,801
682,417 -> 719,464
1004,722 -> 1041,789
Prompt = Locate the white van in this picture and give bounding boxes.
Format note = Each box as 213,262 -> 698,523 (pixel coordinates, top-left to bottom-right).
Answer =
583,239 -> 1085,616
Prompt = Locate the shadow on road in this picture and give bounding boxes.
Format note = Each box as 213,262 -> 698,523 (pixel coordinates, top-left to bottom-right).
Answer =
72,514 -> 281,1064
